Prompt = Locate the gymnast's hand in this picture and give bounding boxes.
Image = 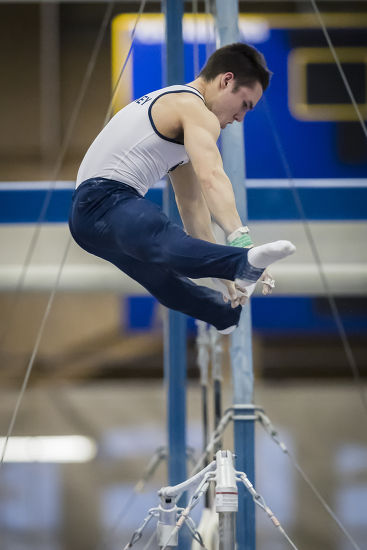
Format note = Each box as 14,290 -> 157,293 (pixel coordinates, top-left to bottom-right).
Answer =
260,268 -> 275,296
212,271 -> 275,308
212,278 -> 249,308
227,226 -> 277,297
231,269 -> 275,302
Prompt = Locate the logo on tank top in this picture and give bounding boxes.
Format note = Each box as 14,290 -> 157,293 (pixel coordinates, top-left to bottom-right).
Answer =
135,95 -> 152,105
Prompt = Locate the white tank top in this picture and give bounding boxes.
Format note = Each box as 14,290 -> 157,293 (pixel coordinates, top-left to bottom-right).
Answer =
76,84 -> 205,195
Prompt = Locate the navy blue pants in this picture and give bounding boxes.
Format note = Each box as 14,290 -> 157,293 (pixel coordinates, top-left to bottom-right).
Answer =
69,178 -> 262,330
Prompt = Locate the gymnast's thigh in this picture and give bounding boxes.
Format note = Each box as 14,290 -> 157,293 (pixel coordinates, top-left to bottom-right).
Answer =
104,251 -> 241,329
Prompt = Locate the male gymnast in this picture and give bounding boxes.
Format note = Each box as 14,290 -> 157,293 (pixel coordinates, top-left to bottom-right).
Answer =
69,43 -> 295,334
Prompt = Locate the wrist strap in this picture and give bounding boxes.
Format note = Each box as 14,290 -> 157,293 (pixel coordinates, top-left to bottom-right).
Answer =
227,226 -> 253,248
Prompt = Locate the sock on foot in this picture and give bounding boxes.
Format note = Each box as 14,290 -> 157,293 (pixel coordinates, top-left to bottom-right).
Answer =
248,240 -> 296,269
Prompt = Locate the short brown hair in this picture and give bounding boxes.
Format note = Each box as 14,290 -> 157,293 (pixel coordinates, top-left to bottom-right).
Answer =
199,42 -> 272,91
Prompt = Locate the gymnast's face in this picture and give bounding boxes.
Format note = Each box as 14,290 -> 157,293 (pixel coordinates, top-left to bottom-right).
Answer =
211,74 -> 263,129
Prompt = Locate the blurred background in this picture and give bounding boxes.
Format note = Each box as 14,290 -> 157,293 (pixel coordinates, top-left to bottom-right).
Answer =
0,1 -> 366,549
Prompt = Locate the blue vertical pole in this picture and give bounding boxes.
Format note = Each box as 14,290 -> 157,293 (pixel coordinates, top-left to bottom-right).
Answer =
163,0 -> 188,496
214,1 -> 256,549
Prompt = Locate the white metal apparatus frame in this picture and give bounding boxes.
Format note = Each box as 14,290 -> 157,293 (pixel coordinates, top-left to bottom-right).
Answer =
120,402 -> 362,550
123,449 -> 298,550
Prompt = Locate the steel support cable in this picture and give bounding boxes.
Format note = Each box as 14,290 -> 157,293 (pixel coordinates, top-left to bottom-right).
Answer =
99,447 -> 197,549
278,528 -> 299,550
238,472 -> 300,550
99,445 -> 197,550
257,411 -> 362,550
123,474 -> 214,550
128,411 -> 299,550
150,464 -> 298,550
258,2 -> 367,418
98,482 -> 146,550
294,0 -> 367,413
288,452 -> 361,550
192,405 -> 360,550
303,5 -> 367,408
189,418 -> 295,550
190,410 -> 233,476
307,2 -> 367,413
103,0 -> 147,126
0,239 -> 72,467
310,0 -> 367,139
0,2 -> 115,358
187,407 -> 361,549
262,97 -> 367,418
169,427 -> 230,512
204,0 -> 214,63
97,447 -> 168,550
122,509 -> 158,550
0,2 -> 146,470
160,475 -> 215,550
185,515 -> 208,549
192,0 -> 200,78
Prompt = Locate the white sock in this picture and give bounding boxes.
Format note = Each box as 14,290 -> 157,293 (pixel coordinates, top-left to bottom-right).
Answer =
247,240 -> 296,269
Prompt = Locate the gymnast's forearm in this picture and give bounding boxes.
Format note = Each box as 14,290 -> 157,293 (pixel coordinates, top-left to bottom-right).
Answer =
198,170 -> 243,237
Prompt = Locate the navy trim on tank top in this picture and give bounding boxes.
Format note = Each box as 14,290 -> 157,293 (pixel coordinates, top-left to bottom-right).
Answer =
183,85 -> 205,100
148,89 -> 206,145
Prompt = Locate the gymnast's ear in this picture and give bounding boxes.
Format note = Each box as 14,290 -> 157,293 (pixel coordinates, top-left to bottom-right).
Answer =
220,72 -> 235,89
